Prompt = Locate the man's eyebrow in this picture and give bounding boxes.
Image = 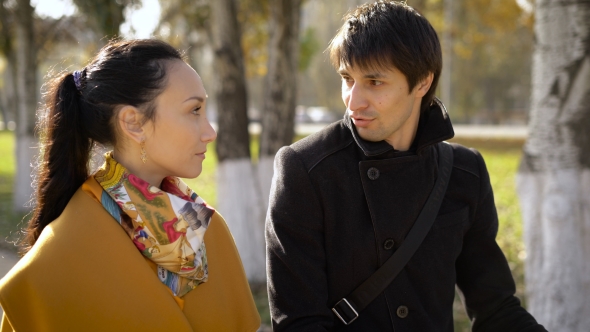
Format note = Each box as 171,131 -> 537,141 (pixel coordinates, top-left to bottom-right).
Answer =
183,96 -> 205,103
364,72 -> 385,79
336,69 -> 385,79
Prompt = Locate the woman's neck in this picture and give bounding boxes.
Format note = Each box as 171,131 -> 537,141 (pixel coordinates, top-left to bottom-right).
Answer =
112,147 -> 164,188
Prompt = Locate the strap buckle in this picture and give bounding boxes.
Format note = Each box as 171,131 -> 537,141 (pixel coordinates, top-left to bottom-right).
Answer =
332,298 -> 359,325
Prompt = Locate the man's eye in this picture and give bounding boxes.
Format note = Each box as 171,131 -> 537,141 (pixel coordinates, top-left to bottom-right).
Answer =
371,80 -> 383,86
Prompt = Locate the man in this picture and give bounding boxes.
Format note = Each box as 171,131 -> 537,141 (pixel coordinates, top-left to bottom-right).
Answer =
265,1 -> 546,331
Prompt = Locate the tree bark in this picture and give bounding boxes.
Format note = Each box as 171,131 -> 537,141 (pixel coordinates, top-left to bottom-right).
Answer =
258,0 -> 302,211
13,0 -> 37,212
516,1 -> 590,330
0,51 -> 17,128
0,1 -> 16,127
409,0 -> 428,13
441,0 -> 453,110
210,0 -> 265,283
72,0 -> 127,40
211,0 -> 250,162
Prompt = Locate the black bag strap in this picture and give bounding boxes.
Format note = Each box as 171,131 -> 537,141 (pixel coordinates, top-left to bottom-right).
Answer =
332,142 -> 454,325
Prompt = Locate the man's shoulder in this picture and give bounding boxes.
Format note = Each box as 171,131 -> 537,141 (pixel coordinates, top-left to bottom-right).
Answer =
448,142 -> 485,179
279,119 -> 354,172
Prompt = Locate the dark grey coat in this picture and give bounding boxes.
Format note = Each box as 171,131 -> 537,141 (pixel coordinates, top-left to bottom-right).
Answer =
265,103 -> 546,331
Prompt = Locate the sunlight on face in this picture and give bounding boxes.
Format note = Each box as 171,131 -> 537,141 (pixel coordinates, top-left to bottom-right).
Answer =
142,60 -> 217,180
339,64 -> 423,149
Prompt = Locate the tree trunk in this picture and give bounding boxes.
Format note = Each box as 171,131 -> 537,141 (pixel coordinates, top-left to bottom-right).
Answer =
346,0 -> 365,9
0,56 -> 17,127
516,1 -> 590,330
409,0 -> 428,13
441,0 -> 453,110
72,0 -> 127,40
258,0 -> 302,212
13,0 -> 37,212
210,0 -> 266,283
0,1 -> 15,127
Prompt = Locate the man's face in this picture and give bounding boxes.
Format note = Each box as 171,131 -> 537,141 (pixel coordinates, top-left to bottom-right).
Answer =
338,64 -> 428,148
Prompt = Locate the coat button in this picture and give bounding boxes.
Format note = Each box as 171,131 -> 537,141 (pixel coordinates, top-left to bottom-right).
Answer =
396,305 -> 409,318
383,238 -> 395,250
367,167 -> 380,180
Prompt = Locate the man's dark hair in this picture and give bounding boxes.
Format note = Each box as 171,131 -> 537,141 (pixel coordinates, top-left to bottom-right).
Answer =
329,1 -> 442,112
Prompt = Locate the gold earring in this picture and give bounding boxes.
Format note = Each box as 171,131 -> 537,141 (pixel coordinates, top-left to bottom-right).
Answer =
140,139 -> 147,164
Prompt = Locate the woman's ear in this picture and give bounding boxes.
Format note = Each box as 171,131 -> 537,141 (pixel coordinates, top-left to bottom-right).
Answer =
117,105 -> 146,144
415,72 -> 434,98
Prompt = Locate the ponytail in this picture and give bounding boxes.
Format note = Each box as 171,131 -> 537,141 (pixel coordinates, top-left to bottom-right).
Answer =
22,73 -> 92,251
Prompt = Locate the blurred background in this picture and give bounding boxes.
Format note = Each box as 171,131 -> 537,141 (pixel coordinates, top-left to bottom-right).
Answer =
0,0 -> 583,331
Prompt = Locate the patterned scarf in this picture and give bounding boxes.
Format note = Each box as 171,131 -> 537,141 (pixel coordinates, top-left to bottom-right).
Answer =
94,153 -> 215,297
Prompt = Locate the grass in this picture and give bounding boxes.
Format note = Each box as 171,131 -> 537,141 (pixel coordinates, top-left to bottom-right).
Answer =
0,131 -> 527,329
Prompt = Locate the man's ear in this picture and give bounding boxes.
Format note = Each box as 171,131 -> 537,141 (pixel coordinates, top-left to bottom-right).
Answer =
117,105 -> 146,144
415,72 -> 434,98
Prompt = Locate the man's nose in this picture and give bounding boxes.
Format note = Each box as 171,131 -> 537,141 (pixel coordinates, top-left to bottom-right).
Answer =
346,84 -> 368,112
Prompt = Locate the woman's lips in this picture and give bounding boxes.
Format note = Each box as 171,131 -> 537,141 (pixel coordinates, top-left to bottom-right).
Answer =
196,151 -> 206,159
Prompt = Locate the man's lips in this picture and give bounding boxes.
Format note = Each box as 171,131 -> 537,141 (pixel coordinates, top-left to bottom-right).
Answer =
351,116 -> 374,128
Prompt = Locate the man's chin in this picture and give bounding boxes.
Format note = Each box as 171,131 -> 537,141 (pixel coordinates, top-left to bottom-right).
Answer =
357,128 -> 385,142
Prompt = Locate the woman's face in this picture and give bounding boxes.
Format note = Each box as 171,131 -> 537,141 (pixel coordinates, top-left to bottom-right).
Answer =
141,60 -> 216,181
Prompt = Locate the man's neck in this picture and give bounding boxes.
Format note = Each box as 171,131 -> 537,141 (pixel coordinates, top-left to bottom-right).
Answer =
384,107 -> 421,151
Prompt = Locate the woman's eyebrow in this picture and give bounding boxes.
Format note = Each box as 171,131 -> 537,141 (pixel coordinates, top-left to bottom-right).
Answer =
183,96 -> 205,103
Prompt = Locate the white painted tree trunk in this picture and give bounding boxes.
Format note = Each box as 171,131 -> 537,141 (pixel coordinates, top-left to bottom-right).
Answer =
257,156 -> 275,215
13,0 -> 37,212
516,2 -> 590,330
210,0 -> 268,284
13,136 -> 36,210
217,159 -> 267,283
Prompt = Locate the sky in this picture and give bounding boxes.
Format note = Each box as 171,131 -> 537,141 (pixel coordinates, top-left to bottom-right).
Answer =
31,0 -> 162,39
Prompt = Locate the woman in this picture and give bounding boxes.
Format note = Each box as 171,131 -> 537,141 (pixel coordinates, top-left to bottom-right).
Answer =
0,39 -> 260,331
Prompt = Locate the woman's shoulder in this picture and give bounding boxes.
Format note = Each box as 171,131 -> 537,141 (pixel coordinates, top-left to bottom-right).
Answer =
0,179 -> 197,331
0,181 -> 260,331
0,179 -> 139,292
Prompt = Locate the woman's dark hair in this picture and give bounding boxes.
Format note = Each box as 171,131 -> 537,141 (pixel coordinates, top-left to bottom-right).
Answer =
329,1 -> 442,112
23,39 -> 182,252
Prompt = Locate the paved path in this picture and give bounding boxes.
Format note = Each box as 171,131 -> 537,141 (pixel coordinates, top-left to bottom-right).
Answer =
0,248 -> 19,315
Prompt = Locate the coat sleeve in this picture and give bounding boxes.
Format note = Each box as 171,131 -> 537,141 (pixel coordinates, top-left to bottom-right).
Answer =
1,313 -> 14,332
455,149 -> 546,332
265,146 -> 333,331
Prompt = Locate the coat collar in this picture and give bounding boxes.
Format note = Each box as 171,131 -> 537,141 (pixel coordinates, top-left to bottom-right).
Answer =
344,97 -> 455,157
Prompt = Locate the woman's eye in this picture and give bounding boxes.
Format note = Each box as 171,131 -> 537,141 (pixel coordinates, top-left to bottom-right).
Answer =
192,107 -> 201,115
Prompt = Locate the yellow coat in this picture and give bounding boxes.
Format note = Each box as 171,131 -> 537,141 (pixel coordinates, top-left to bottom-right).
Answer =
0,178 -> 261,331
